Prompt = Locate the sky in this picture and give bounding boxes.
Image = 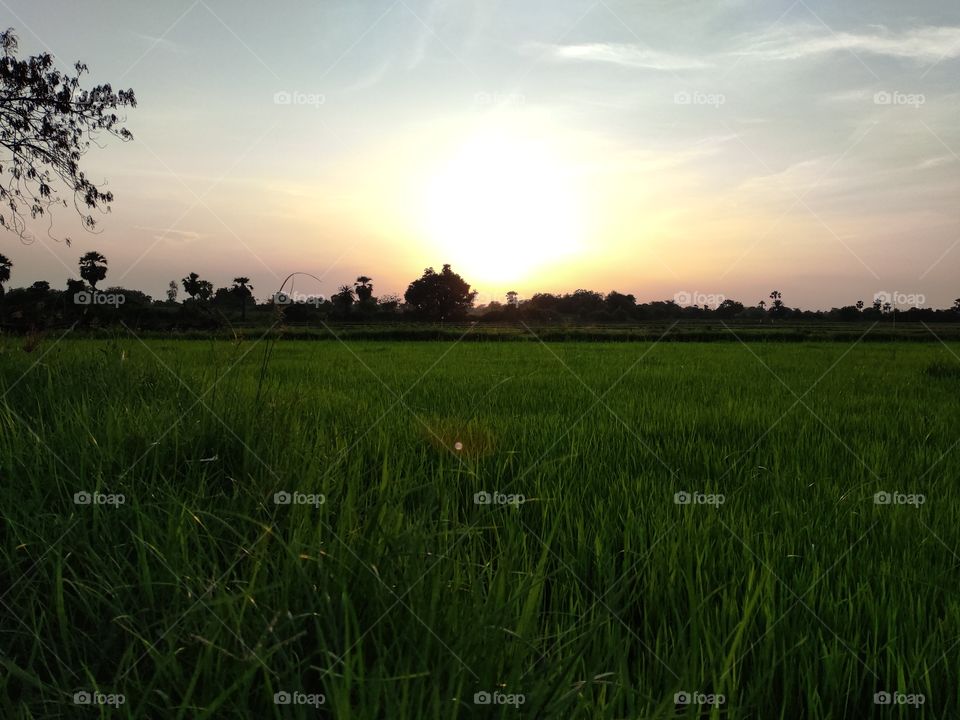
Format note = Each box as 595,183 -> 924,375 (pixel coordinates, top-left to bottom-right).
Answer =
1,0 -> 958,309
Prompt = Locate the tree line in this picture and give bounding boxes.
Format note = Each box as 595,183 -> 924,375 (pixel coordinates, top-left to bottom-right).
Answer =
0,251 -> 958,331
0,33 -> 957,333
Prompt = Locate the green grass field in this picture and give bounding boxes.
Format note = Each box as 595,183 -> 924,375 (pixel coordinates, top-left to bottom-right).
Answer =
1,337 -> 958,718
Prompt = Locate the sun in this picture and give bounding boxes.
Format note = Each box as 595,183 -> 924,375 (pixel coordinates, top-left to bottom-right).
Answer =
421,129 -> 583,287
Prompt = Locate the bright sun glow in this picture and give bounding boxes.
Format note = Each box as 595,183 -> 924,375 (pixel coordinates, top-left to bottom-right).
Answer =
422,129 -> 583,287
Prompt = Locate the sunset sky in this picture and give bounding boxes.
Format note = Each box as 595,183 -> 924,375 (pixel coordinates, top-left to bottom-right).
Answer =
3,0 -> 959,308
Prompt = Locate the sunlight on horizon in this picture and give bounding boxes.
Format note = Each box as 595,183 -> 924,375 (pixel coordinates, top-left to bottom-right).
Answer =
7,0 -> 955,310
419,127 -> 585,287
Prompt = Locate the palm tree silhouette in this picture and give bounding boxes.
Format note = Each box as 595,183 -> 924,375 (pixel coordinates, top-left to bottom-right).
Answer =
232,277 -> 253,320
79,251 -> 107,290
355,276 -> 373,303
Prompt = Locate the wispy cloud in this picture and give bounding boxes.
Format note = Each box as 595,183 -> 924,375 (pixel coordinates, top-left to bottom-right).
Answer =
821,88 -> 873,104
342,58 -> 392,92
536,42 -> 711,71
130,31 -> 187,55
407,0 -> 445,70
737,24 -> 960,63
585,133 -> 740,176
916,155 -> 954,170
135,226 -> 206,244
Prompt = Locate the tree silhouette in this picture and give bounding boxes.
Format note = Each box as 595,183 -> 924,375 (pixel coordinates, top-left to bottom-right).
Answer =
604,291 -> 636,314
166,280 -> 178,303
716,298 -> 745,318
331,284 -> 355,315
355,276 -> 373,303
506,291 -> 519,307
0,29 -> 135,243
768,290 -> 785,318
0,253 -> 11,297
404,264 -> 477,321
78,251 -> 107,289
377,293 -> 401,314
856,300 -> 864,311
232,277 -> 253,320
954,298 -> 960,313
181,272 -> 212,302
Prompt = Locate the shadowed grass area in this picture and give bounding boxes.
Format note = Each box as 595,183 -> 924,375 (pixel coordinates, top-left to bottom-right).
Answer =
0,338 -> 958,718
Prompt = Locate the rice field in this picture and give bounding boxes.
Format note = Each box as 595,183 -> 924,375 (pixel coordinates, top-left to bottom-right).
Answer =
1,336 -> 958,718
